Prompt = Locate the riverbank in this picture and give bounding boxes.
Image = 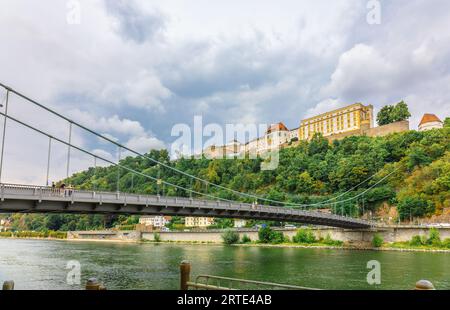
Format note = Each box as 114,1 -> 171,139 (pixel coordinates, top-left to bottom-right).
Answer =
2,235 -> 450,252
154,240 -> 450,253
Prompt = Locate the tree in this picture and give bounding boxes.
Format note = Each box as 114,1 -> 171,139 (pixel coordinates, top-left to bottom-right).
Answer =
444,117 -> 450,128
397,195 -> 435,221
376,105 -> 394,126
296,171 -> 314,194
391,101 -> 411,122
376,101 -> 411,126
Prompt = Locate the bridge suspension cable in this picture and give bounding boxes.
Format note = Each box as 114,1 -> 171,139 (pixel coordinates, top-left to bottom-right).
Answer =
0,110 -> 243,205
0,82 -> 398,208
0,109 -> 398,212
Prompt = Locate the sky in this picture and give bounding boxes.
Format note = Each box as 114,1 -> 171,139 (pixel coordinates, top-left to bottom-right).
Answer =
0,0 -> 449,184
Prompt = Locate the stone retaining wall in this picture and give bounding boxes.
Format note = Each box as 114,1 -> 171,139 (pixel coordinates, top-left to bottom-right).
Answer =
67,226 -> 450,245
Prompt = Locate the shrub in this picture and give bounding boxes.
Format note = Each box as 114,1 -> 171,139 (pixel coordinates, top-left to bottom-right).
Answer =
153,233 -> 161,242
427,228 -> 441,246
118,224 -> 136,231
257,227 -> 285,244
258,227 -> 273,243
48,231 -> 67,239
0,231 -> 12,237
293,228 -> 316,244
270,231 -> 285,244
372,234 -> 383,248
442,238 -> 450,249
322,233 -> 343,246
241,234 -> 251,244
221,229 -> 239,245
410,235 -> 425,246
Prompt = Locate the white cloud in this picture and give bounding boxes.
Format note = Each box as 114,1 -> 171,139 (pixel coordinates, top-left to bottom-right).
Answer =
125,135 -> 166,153
304,98 -> 342,119
100,71 -> 172,111
1,0 -> 450,185
321,44 -> 396,100
69,109 -> 146,137
92,148 -> 115,163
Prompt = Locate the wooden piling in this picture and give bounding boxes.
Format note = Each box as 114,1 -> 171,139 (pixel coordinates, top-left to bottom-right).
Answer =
180,260 -> 191,290
85,278 -> 106,290
415,280 -> 435,290
2,281 -> 14,290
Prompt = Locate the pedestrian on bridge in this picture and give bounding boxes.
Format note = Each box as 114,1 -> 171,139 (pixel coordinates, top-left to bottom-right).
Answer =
67,184 -> 73,197
51,182 -> 56,196
59,183 -> 66,197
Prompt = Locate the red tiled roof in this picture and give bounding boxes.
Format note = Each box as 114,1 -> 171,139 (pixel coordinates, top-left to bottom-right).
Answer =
266,122 -> 289,134
419,114 -> 442,126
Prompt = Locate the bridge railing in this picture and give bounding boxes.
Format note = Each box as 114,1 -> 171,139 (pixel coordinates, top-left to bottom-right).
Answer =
0,182 -> 372,227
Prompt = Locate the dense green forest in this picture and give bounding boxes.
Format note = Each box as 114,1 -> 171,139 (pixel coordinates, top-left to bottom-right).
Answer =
2,118 -> 449,232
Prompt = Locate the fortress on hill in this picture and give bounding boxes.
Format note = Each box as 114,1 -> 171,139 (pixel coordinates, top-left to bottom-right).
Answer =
202,103 -> 417,159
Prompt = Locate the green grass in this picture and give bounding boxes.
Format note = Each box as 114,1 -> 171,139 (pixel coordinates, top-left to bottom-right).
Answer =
387,242 -> 450,251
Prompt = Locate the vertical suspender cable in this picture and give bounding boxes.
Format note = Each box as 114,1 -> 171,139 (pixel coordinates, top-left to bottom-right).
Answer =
362,197 -> 365,218
93,156 -> 97,191
157,163 -> 161,196
0,90 -> 9,183
46,137 -> 52,186
117,146 -> 121,193
66,122 -> 72,178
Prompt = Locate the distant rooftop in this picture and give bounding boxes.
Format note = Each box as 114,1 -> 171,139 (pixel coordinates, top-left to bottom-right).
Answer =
266,122 -> 289,134
419,113 -> 442,126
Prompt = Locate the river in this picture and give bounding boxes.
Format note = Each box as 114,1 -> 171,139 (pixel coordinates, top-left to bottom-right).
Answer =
0,239 -> 449,290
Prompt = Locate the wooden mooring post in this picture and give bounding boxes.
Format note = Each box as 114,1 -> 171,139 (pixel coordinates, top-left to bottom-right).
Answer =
2,281 -> 14,290
85,278 -> 106,290
414,280 -> 435,290
180,260 -> 191,290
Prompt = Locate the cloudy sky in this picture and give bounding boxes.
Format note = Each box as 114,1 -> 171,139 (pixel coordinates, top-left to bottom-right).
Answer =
0,0 -> 449,183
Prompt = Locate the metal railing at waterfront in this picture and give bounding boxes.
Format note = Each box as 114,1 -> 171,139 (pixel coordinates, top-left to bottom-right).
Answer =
179,261 -> 320,290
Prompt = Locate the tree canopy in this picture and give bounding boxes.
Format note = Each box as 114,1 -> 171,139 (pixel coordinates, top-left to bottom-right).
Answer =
377,101 -> 411,126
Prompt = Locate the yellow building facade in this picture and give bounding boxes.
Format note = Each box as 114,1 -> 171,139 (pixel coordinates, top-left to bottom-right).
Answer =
299,103 -> 374,140
185,217 -> 215,228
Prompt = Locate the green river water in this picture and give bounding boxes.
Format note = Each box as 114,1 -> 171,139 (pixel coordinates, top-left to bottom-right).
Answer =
0,239 -> 449,290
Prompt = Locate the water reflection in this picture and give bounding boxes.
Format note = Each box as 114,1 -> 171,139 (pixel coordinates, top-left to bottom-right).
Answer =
0,239 -> 449,290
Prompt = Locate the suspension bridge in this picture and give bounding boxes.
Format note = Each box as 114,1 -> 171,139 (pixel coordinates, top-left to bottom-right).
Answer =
0,83 -> 373,229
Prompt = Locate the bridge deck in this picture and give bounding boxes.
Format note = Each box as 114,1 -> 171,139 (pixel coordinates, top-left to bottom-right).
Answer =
0,183 -> 372,229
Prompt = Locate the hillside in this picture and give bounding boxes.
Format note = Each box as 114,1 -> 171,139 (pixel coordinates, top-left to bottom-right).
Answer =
4,122 -> 450,231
